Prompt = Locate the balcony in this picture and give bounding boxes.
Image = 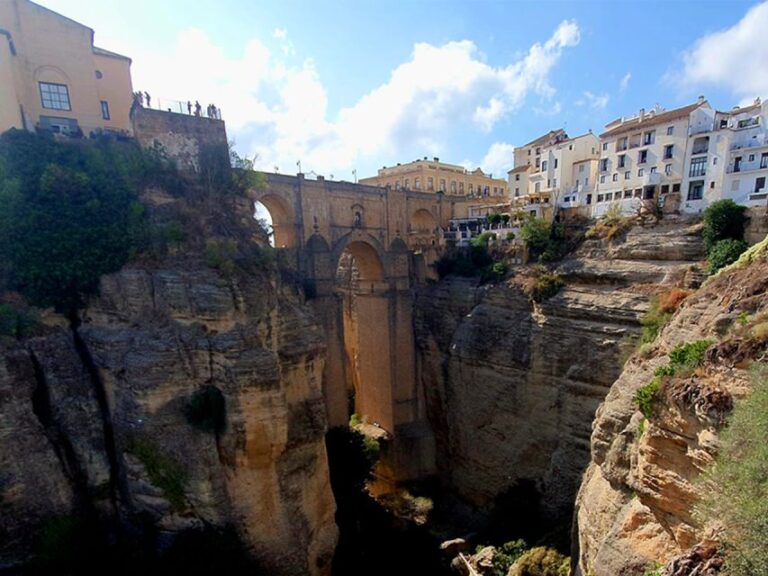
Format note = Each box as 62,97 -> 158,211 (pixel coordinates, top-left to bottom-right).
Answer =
643,172 -> 661,186
730,136 -> 768,151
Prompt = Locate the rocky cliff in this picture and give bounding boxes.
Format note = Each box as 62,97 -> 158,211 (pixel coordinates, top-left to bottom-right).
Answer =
574,239 -> 768,575
415,219 -> 707,537
0,187 -> 337,574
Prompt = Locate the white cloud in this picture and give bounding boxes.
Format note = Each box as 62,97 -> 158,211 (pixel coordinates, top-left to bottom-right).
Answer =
533,101 -> 562,117
619,72 -> 631,92
129,20 -> 580,178
480,142 -> 515,177
675,1 -> 768,100
577,91 -> 609,110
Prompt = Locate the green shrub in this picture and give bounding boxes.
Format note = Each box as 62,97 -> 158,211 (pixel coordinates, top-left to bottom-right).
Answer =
525,271 -> 564,303
205,239 -> 237,275
487,213 -> 503,225
635,380 -> 660,419
639,298 -> 672,344
127,437 -> 187,511
701,368 -> 768,576
470,231 -> 496,248
635,340 -> 712,418
434,245 -> 494,279
491,540 -> 528,576
708,239 -> 748,274
642,562 -> 664,576
702,199 -> 748,252
519,215 -> 566,262
0,303 -> 39,338
186,385 -> 226,435
508,546 -> 570,576
506,231 -> 516,242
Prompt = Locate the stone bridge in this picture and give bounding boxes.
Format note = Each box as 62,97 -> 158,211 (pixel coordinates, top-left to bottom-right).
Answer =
251,173 -> 468,481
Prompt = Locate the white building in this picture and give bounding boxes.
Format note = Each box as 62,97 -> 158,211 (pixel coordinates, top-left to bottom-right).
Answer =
721,99 -> 768,208
508,129 -> 600,219
593,98 -> 710,217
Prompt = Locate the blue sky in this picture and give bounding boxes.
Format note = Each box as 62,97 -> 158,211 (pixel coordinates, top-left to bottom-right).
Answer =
37,0 -> 768,180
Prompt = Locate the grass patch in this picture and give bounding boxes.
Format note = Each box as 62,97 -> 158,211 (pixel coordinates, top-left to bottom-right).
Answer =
205,239 -> 237,275
523,268 -> 564,303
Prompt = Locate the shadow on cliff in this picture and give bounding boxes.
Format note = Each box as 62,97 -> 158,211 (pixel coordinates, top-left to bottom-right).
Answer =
325,426 -> 452,576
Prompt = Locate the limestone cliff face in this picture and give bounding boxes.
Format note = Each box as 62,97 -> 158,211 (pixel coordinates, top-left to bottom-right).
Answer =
574,245 -> 768,575
0,190 -> 337,575
415,220 -> 706,529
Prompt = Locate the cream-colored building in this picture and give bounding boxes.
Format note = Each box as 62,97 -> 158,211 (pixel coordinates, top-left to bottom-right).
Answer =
508,129 -> 600,218
0,0 -> 134,136
593,98 -> 710,216
360,156 -> 509,198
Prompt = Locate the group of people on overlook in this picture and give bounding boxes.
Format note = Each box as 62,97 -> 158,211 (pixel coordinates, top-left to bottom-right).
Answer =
132,91 -> 221,120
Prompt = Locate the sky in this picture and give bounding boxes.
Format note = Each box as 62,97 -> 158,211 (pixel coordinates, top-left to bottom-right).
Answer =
35,0 -> 768,181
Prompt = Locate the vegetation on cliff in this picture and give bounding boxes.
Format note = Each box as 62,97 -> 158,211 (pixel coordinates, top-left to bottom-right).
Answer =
702,199 -> 749,273
0,130 -> 176,314
702,367 -> 768,576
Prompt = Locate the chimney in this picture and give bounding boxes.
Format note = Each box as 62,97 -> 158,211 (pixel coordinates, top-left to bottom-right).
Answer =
697,95 -> 706,105
317,175 -> 325,181
434,157 -> 439,162
639,108 -> 645,122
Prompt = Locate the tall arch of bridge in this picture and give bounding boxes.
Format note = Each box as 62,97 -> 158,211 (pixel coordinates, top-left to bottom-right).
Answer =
249,173 -> 470,482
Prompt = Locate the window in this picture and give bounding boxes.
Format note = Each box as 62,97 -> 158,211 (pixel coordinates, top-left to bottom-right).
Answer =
672,183 -> 681,193
663,145 -> 673,159
612,173 -> 618,182
634,188 -> 642,198
542,160 -> 548,171
404,178 -> 409,189
650,166 -> 657,174
554,158 -> 558,169
459,182 -> 464,193
756,177 -> 766,193
440,178 -> 446,191
552,178 -> 557,187
624,171 -> 630,180
600,175 -> 606,184
427,177 -> 434,190
395,181 -> 401,190
515,174 -> 520,181
451,181 -> 457,193
100,100 -> 110,120
585,177 -> 589,187
618,154 -> 626,168
713,157 -> 718,165
586,193 -> 592,205
666,126 -> 674,135
515,187 -> 519,196
749,154 -> 755,162
536,147 -> 541,154
665,164 -> 672,175
761,153 -> 768,169
643,130 -> 655,145
731,179 -> 740,192
623,190 -> 632,199
600,158 -> 608,171
579,164 -> 585,173
638,168 -> 644,177
95,70 -> 103,79
602,142 -> 608,151
469,183 -> 474,193
661,184 -> 669,194
39,82 -> 71,110
638,150 -> 648,164
597,194 -> 604,202
687,181 -> 704,201
606,192 -> 613,201
535,182 -> 541,192
734,157 -> 742,172
617,137 -> 628,151
689,157 -> 707,178
414,178 -> 420,190
547,179 -> 551,188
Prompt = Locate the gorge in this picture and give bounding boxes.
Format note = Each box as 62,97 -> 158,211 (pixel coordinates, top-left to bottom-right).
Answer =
1,132 -> 767,576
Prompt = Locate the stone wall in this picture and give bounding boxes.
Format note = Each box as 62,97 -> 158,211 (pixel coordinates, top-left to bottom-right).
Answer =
131,106 -> 228,172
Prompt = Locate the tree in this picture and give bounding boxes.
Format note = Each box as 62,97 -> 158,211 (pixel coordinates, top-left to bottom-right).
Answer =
702,199 -> 748,252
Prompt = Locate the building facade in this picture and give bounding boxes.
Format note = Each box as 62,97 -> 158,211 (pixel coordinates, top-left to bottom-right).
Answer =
0,0 -> 134,136
720,99 -> 768,209
592,98 -> 710,217
360,156 -> 509,198
508,129 -> 600,219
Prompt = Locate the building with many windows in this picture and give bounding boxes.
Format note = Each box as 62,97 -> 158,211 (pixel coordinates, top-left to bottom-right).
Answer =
720,99 -> 768,208
592,97 -> 710,216
0,0 -> 134,136
508,129 -> 600,219
360,156 -> 509,198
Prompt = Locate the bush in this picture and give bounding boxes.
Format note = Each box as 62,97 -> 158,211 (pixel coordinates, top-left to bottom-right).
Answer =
658,288 -> 691,314
127,437 -> 187,511
508,546 -> 570,576
487,213 -> 503,225
0,131 -> 170,313
0,303 -> 39,338
708,239 -> 748,274
702,199 -> 748,252
701,368 -> 768,576
524,271 -> 564,303
520,216 -> 565,262
635,380 -> 661,419
186,385 -> 226,435
205,239 -> 237,275
434,245 -> 494,279
491,540 -> 528,576
470,231 -> 496,248
640,298 -> 672,344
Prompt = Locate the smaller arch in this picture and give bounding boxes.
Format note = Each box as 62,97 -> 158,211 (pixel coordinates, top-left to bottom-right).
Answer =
306,233 -> 330,253
253,193 -> 297,248
34,65 -> 70,84
411,208 -> 437,233
332,232 -> 387,284
389,237 -> 408,253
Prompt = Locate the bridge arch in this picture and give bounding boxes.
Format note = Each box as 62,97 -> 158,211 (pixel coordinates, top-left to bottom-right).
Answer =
250,192 -> 297,248
331,231 -> 387,286
411,208 -> 437,233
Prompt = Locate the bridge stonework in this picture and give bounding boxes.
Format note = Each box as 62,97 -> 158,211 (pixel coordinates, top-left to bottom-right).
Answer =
251,173 -> 468,482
